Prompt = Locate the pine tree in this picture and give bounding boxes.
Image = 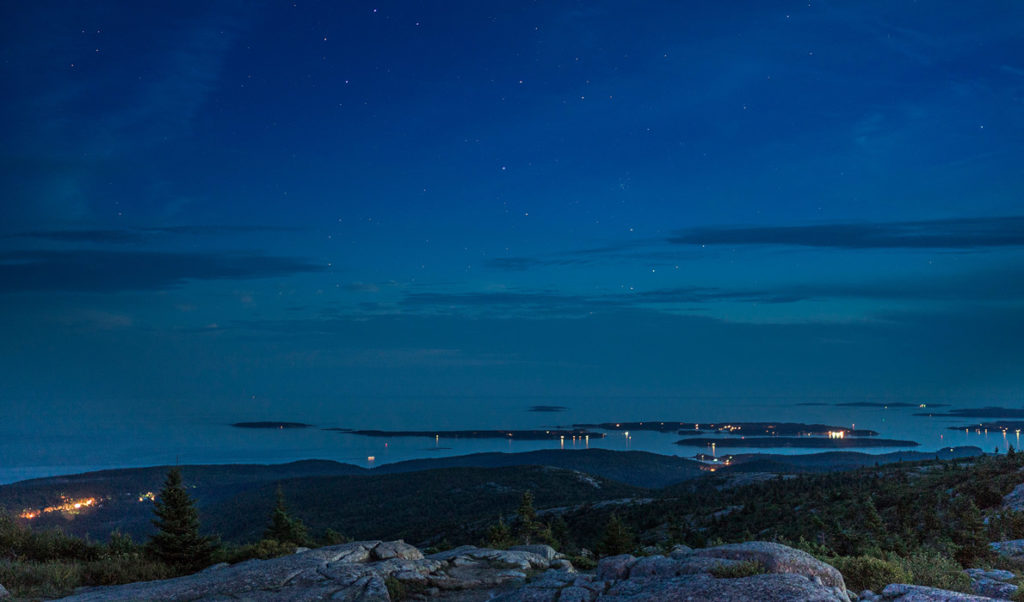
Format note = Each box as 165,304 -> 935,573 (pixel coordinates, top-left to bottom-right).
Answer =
486,515 -> 514,548
597,513 -> 635,556
517,491 -> 537,526
264,485 -> 308,546
514,490 -> 540,543
148,467 -> 217,571
950,495 -> 989,565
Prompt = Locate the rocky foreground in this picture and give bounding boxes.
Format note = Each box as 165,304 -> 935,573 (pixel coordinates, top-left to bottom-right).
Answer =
34,540 -> 1019,601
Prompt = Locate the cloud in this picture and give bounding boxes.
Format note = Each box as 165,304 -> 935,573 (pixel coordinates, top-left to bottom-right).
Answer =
487,216 -> 1024,275
10,230 -> 147,244
0,250 -> 324,293
396,287 -> 806,318
394,262 -> 1024,318
669,216 -> 1024,249
8,225 -> 300,245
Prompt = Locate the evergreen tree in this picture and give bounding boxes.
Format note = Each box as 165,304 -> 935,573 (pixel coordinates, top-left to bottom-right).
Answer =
486,515 -> 514,548
862,496 -> 886,545
949,495 -> 989,566
517,491 -> 537,526
148,467 -> 217,571
264,485 -> 309,546
514,490 -> 541,543
597,513 -> 635,556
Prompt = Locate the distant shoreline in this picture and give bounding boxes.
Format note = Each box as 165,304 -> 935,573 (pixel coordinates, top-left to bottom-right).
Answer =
346,429 -> 605,440
675,436 -> 919,448
231,422 -> 313,429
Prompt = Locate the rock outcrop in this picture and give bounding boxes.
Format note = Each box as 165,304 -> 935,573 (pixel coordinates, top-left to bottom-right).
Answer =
874,583 -> 1009,601
991,539 -> 1024,559
52,539 -> 1014,601
964,568 -> 1018,599
1002,483 -> 1024,512
54,540 -> 860,601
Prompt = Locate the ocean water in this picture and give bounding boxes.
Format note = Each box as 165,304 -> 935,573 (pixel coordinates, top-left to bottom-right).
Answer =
0,396 -> 1010,484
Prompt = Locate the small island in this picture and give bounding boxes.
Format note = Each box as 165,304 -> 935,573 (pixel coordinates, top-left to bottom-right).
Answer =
795,401 -> 949,409
916,407 -> 1024,418
346,429 -> 604,440
948,421 -> 1024,432
528,405 -> 568,413
576,421 -> 878,437
675,436 -> 919,448
231,422 -> 312,429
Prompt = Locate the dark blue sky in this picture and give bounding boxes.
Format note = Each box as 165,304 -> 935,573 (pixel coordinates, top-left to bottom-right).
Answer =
2,1 -> 1023,417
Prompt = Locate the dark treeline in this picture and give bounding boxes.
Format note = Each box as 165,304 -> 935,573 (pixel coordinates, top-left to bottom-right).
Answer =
6,451 -> 1024,597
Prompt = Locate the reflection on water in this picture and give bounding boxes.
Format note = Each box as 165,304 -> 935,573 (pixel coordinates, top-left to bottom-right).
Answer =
0,396 -> 1013,484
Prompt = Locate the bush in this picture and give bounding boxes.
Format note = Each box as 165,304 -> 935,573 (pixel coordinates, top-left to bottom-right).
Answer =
385,575 -> 406,600
215,539 -> 297,564
80,558 -> 175,586
829,556 -> 909,593
892,550 -> 971,593
0,560 -> 82,599
1,511 -> 102,563
709,560 -> 766,579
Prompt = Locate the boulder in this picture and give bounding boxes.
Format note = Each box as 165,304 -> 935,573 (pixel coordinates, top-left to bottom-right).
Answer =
602,572 -> 848,601
880,583 -> 1009,601
971,578 -> 1018,600
371,539 -> 423,560
1003,483 -> 1024,512
964,569 -> 1015,582
597,554 -> 639,580
689,541 -> 847,590
991,539 -> 1024,559
962,569 -> 1018,600
426,544 -> 479,562
550,558 -> 574,571
509,544 -> 559,560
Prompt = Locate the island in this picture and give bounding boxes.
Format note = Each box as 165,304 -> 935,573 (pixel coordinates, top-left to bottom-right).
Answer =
575,421 -> 878,437
948,421 -> 1024,432
231,422 -> 312,429
345,429 -> 604,440
528,405 -> 568,413
795,401 -> 948,408
675,436 -> 919,448
915,407 -> 1024,418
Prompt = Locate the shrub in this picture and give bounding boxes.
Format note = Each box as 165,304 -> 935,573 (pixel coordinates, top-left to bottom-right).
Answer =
321,528 -> 349,546
892,550 -> 971,593
0,560 -> 83,599
829,556 -> 909,593
214,539 -> 297,564
385,575 -> 407,600
709,560 -> 766,579
0,512 -> 99,562
80,558 -> 175,586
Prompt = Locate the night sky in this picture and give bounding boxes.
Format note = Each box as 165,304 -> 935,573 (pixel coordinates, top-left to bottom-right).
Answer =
2,1 -> 1023,423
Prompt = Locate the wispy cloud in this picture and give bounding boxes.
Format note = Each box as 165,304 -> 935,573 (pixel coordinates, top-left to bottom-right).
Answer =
669,216 -> 1024,249
0,250 -> 323,293
8,225 -> 300,245
394,262 -> 1024,318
